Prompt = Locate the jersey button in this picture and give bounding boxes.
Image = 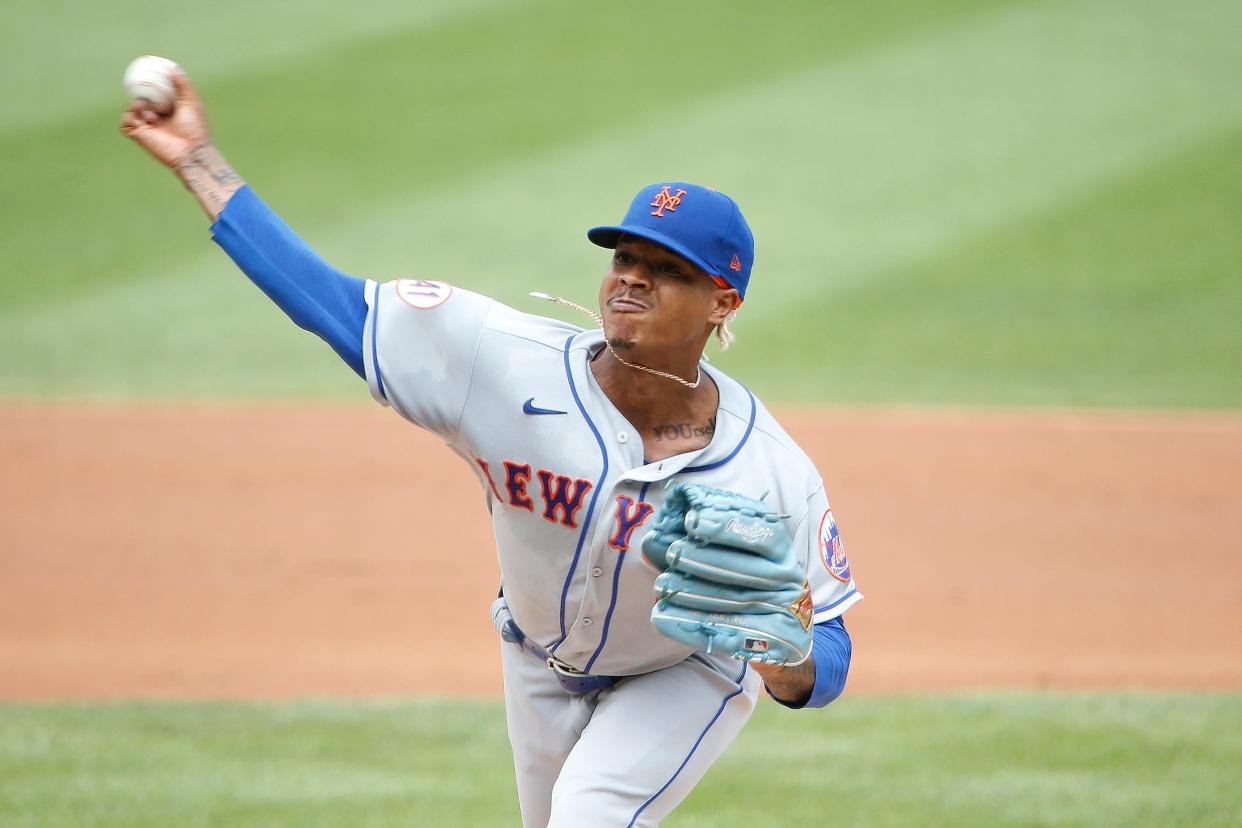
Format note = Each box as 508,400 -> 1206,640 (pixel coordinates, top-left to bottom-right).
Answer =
617,432 -> 629,443
591,567 -> 603,577
582,617 -> 594,626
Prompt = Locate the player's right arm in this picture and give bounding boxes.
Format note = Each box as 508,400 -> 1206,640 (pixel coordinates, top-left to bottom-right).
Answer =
120,66 -> 369,378
120,63 -> 495,436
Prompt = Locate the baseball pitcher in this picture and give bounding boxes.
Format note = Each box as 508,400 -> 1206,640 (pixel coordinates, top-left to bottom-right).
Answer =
121,66 -> 861,827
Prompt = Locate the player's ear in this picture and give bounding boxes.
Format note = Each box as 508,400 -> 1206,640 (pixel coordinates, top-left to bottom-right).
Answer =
706,288 -> 740,325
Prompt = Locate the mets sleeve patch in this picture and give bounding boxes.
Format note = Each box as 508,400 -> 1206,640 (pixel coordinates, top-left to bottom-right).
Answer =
818,509 -> 851,583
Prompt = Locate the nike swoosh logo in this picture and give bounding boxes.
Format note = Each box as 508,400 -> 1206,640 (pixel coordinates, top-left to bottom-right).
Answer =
523,398 -> 567,416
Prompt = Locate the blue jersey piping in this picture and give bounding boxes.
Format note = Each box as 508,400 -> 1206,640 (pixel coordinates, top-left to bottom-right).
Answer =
583,480 -> 652,673
370,281 -> 387,403
682,387 -> 756,474
553,334 -> 610,645
627,661 -> 749,827
812,588 -> 857,617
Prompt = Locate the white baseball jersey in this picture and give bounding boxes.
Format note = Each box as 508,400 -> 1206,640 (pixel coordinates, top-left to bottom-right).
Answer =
362,279 -> 861,675
209,182 -> 858,825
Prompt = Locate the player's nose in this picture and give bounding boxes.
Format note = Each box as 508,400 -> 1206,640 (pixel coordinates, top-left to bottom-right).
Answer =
618,267 -> 652,290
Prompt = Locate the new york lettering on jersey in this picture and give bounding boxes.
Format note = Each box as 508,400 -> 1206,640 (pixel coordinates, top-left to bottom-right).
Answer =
472,458 -> 594,529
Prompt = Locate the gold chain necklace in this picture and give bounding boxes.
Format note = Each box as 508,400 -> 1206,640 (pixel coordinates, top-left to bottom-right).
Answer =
529,291 -> 703,389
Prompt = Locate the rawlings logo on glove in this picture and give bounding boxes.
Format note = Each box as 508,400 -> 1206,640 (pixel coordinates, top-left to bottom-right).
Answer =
641,482 -> 813,665
724,518 -> 777,545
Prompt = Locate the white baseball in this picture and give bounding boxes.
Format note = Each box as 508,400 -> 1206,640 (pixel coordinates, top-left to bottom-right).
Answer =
123,55 -> 179,113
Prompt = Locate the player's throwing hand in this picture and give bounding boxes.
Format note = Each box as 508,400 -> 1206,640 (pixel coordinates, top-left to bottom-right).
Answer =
120,69 -> 212,170
120,63 -> 244,221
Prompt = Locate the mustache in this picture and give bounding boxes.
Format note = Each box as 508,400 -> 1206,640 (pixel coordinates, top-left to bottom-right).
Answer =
608,293 -> 650,309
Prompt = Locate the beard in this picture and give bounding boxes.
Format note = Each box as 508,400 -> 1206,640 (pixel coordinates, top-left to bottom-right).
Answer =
606,334 -> 636,351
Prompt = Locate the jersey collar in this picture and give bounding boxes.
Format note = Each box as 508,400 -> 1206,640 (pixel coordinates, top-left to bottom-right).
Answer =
565,330 -> 757,483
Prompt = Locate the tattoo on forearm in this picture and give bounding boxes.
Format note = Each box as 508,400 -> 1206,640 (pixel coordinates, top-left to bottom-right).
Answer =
209,162 -> 243,187
651,417 -> 715,441
176,142 -> 243,214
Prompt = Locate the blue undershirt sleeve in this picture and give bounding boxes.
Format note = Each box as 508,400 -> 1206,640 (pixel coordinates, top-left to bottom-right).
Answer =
210,185 -> 368,378
767,615 -> 852,710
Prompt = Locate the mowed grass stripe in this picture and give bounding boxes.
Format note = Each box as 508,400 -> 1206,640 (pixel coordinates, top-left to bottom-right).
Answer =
719,125 -> 1242,407
743,0 -> 1242,308
0,0 -> 510,133
0,694 -> 1238,827
0,699 -> 516,826
1,0 -> 1009,309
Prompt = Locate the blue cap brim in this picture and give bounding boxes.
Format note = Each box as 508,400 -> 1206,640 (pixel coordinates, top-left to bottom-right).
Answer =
587,225 -> 721,279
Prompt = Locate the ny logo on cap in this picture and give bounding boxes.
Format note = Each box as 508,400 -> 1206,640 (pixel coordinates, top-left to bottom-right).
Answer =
650,186 -> 687,217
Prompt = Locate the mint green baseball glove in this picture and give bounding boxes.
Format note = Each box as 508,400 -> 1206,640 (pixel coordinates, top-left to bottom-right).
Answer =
641,482 -> 813,665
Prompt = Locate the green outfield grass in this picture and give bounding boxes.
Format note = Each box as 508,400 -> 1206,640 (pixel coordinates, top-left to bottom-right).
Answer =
1,0 -> 1240,406
728,126 -> 1242,407
1,694 -> 1238,827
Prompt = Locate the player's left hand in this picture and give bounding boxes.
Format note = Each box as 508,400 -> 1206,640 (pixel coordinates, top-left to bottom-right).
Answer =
641,482 -> 813,665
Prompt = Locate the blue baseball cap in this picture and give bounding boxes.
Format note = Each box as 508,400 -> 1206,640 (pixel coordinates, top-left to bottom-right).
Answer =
587,182 -> 755,299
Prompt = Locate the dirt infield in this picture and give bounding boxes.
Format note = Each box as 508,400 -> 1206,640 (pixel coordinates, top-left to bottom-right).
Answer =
2,403 -> 1239,700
